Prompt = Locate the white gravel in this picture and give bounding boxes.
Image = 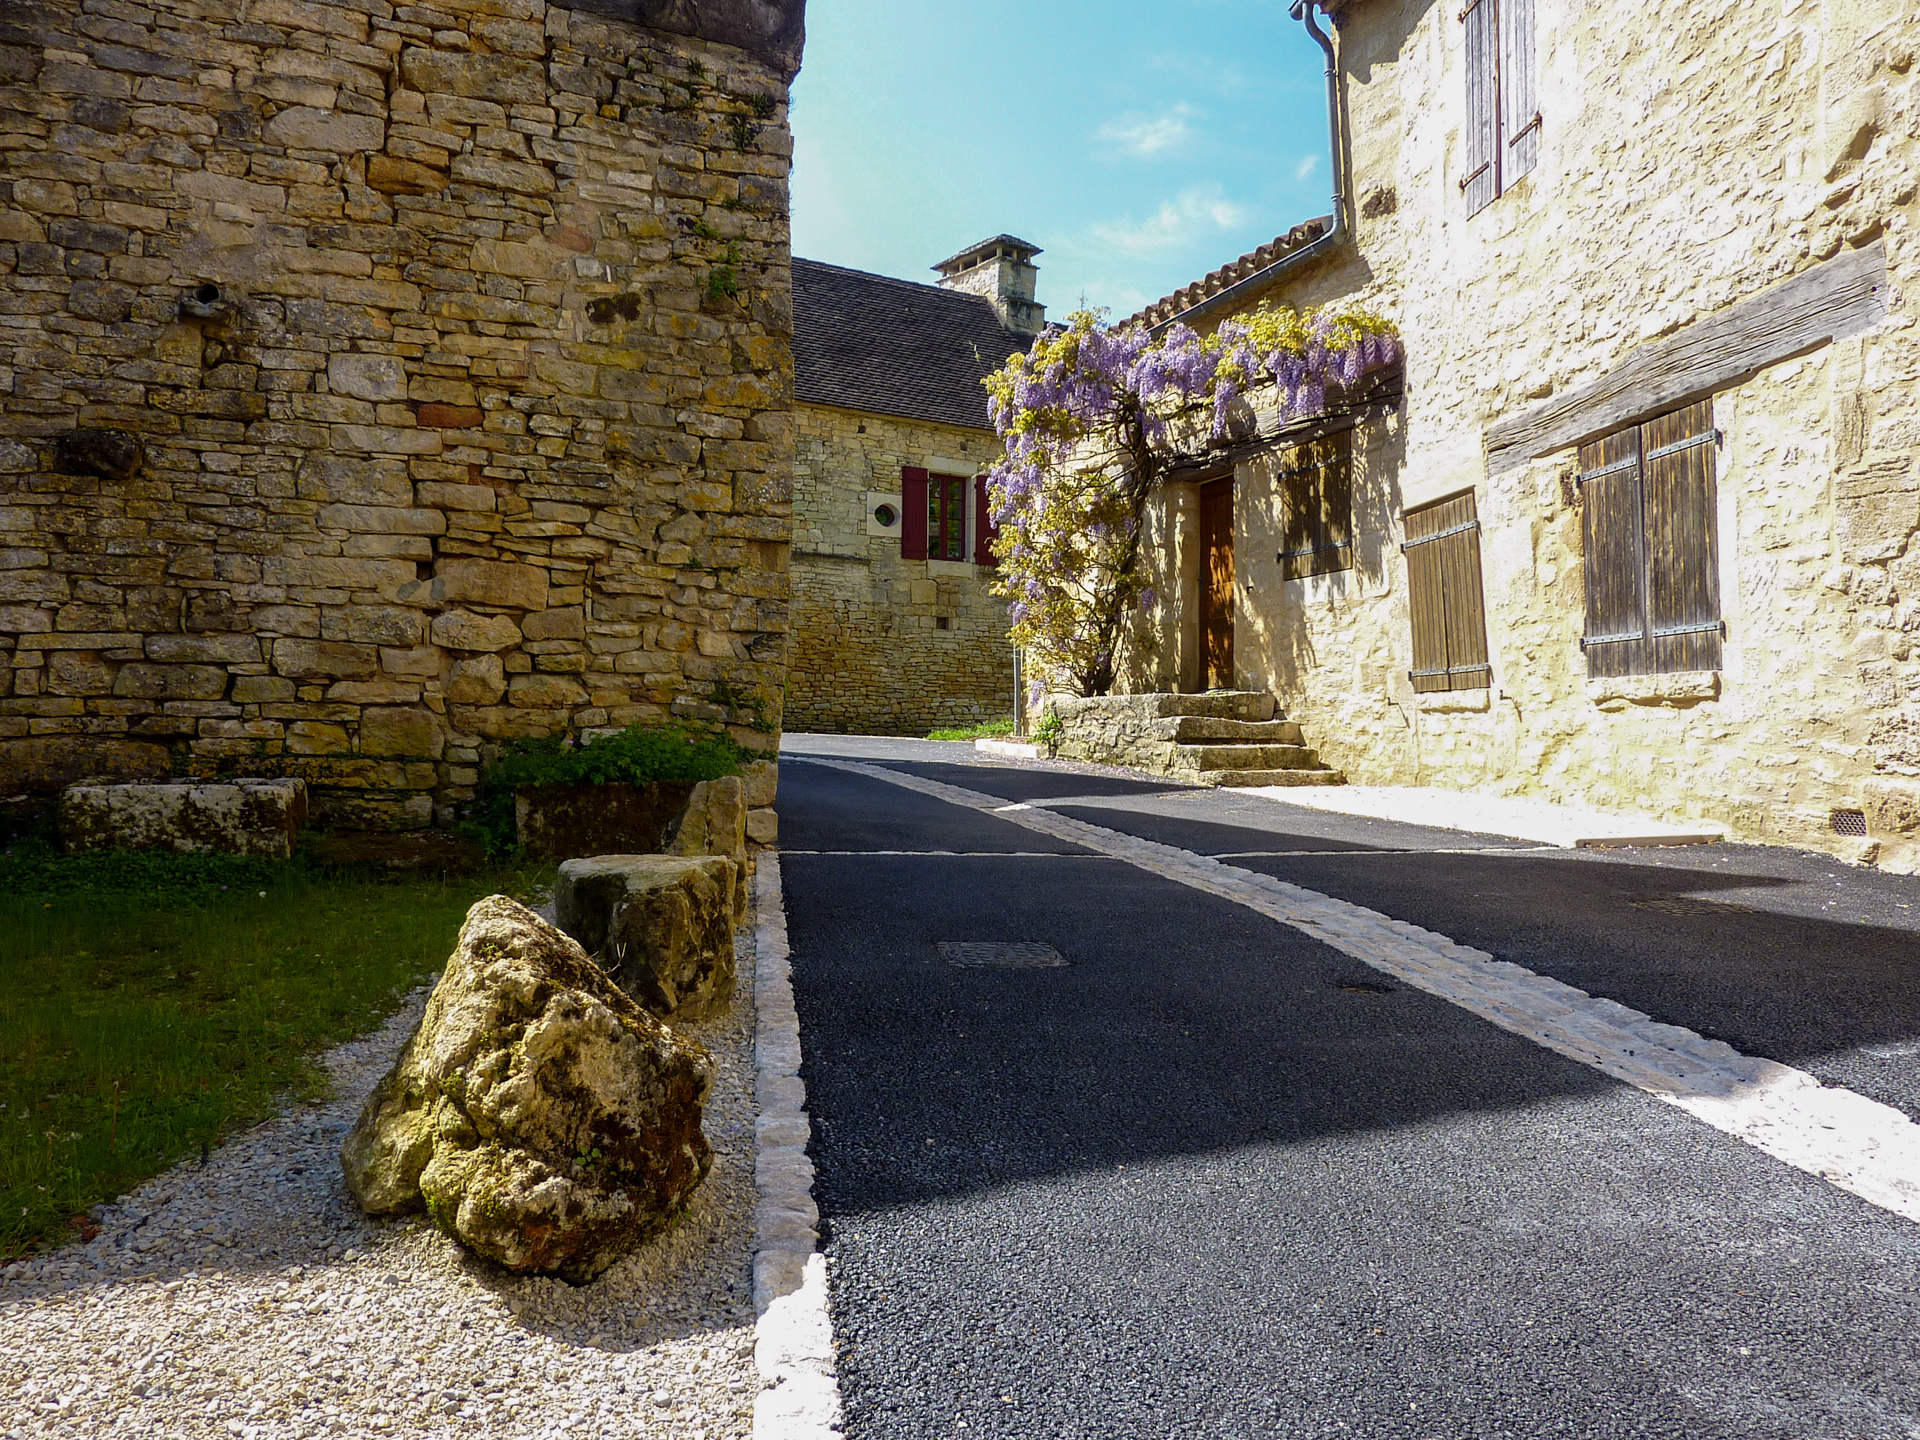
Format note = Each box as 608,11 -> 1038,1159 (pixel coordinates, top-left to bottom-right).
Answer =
0,922 -> 761,1440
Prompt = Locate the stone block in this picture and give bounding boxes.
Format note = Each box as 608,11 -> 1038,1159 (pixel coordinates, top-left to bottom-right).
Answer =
59,778 -> 306,858
747,806 -> 778,845
434,559 -> 548,610
112,663 -> 227,700
264,107 -> 384,154
446,653 -> 506,704
670,775 -> 749,919
273,639 -> 380,680
359,705 -> 445,759
741,758 -> 779,808
432,610 -> 522,651
521,606 -> 584,641
553,852 -> 738,1020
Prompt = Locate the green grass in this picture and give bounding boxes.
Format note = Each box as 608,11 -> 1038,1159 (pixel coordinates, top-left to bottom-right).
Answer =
926,719 -> 1018,742
0,828 -> 551,1260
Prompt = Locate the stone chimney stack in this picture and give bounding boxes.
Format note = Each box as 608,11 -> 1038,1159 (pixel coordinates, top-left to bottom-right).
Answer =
933,235 -> 1045,336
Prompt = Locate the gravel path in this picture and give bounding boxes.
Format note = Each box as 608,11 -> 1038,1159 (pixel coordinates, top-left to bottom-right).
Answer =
1,922 -> 761,1440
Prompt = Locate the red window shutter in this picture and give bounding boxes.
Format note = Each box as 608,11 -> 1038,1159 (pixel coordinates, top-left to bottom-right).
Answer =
901,467 -> 929,560
973,474 -> 999,566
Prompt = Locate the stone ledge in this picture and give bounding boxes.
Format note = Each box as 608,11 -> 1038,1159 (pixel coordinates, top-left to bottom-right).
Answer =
1585,669 -> 1721,708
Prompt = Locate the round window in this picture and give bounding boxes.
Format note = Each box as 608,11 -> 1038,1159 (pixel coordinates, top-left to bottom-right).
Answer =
873,503 -> 898,528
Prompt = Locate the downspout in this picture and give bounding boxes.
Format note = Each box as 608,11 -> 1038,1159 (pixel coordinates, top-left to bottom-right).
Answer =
1150,0 -> 1347,335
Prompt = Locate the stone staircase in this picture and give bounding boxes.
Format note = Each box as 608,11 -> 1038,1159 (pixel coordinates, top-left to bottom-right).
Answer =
1046,691 -> 1346,788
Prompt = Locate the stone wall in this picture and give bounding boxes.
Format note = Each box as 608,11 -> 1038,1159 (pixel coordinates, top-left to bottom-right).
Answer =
1126,0 -> 1920,870
0,0 -> 796,829
787,401 -> 1013,735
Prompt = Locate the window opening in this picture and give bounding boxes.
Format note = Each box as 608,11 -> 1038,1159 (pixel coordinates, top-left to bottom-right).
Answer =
1276,433 -> 1353,582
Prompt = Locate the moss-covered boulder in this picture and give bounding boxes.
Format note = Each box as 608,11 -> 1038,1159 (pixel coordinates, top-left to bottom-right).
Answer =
340,896 -> 714,1282
553,854 -> 738,1021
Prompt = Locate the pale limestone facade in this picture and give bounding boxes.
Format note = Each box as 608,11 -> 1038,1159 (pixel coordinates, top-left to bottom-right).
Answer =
788,402 -> 1011,735
0,0 -> 799,829
1125,0 -> 1920,868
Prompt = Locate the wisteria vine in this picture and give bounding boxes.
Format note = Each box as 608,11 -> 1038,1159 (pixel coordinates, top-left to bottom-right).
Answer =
981,301 -> 1399,699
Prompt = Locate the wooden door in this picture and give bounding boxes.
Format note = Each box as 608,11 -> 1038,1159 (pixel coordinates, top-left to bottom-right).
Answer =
1200,478 -> 1234,690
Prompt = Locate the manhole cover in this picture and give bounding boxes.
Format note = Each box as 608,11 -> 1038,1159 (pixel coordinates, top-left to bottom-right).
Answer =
938,942 -> 1067,970
1631,896 -> 1756,918
1335,979 -> 1394,995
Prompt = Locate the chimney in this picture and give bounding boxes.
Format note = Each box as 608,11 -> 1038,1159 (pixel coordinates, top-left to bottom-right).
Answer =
933,235 -> 1045,336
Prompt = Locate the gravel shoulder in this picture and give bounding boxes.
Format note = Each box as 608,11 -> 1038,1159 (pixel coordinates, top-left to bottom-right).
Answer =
1,918 -> 761,1440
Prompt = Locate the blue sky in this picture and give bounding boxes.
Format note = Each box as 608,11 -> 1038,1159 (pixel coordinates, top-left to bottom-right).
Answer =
789,0 -> 1337,320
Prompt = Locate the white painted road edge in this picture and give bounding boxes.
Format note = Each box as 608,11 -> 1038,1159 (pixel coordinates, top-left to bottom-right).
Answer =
806,757 -> 1920,1227
749,854 -> 845,1439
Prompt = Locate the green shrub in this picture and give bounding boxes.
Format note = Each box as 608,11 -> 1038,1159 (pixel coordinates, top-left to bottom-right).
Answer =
927,718 -> 1016,741
456,723 -> 744,856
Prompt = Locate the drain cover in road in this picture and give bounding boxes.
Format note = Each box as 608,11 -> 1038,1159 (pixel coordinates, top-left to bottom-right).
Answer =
938,942 -> 1067,969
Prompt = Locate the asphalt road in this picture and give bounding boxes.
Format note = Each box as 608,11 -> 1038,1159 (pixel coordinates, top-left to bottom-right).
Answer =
777,736 -> 1920,1440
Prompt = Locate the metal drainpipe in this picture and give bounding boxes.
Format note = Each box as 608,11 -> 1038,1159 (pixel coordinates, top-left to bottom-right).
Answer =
1149,0 -> 1347,336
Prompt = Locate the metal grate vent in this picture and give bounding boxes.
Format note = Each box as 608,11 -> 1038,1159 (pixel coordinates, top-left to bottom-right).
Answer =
1830,808 -> 1870,838
938,942 -> 1067,970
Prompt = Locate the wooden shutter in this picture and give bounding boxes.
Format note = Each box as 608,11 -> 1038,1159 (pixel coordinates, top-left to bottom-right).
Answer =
1578,427 -> 1650,678
901,466 -> 928,560
1641,400 -> 1721,673
1500,0 -> 1539,185
973,474 -> 999,566
1579,403 -> 1721,678
1461,0 -> 1499,217
1277,434 -> 1354,582
1404,491 -> 1490,693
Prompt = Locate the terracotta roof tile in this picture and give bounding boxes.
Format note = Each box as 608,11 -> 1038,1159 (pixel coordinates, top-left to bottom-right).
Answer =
1131,216 -> 1331,328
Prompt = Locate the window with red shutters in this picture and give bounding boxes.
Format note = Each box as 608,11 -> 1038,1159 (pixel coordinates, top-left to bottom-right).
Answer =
926,472 -> 969,561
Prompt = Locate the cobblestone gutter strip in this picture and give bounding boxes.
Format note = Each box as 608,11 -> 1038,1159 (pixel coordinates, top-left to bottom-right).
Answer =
751,854 -> 846,1438
806,758 -> 1920,1227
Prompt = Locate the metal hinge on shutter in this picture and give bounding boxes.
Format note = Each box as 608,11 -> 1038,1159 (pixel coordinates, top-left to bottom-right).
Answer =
1645,429 -> 1721,462
1575,454 -> 1639,486
1580,620 -> 1724,650
1507,112 -> 1542,146
1409,663 -> 1493,679
1402,518 -> 1480,551
1279,542 -> 1353,560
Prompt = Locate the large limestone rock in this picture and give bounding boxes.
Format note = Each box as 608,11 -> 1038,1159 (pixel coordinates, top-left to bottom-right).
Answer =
341,896 -> 714,1282
59,778 -> 306,858
555,855 -> 738,1021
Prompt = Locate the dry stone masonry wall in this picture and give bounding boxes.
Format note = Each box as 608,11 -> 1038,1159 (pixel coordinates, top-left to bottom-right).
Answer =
0,0 -> 796,828
787,402 -> 1012,735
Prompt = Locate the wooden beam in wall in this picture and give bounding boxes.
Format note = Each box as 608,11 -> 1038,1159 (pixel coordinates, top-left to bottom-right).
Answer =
1484,240 -> 1890,474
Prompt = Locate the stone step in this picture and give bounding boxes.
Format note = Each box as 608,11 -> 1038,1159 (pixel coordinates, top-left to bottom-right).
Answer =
1196,767 -> 1348,788
1174,743 -> 1323,771
1168,717 -> 1305,745
1150,691 -> 1277,722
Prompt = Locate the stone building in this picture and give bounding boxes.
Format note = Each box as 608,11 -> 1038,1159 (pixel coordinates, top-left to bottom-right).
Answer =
1115,0 -> 1920,869
0,0 -> 803,829
786,237 -> 1041,735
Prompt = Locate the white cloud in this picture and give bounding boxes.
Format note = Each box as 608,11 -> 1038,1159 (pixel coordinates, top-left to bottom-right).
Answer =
1091,185 -> 1248,256
1295,153 -> 1320,180
1095,103 -> 1199,158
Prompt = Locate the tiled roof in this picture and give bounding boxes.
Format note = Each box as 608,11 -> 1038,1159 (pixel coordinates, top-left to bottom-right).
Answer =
793,258 -> 1027,432
1130,216 -> 1332,328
